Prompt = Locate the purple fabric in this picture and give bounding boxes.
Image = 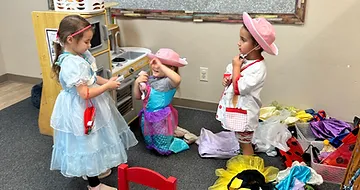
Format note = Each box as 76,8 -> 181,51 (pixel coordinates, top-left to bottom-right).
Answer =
292,178 -> 305,190
143,107 -> 171,123
310,118 -> 352,139
196,128 -> 240,159
139,107 -> 177,136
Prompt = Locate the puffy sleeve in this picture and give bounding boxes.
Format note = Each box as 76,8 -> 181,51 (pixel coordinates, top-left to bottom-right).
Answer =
164,77 -> 176,90
233,64 -> 266,95
224,63 -> 232,76
60,56 -> 92,88
83,50 -> 98,72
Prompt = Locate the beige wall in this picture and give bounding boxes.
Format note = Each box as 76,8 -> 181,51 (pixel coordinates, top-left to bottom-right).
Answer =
1,0 -> 359,121
0,0 -> 47,78
117,0 -> 360,121
0,42 -> 5,76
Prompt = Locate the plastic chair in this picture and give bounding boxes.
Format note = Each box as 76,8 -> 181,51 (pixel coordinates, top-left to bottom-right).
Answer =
118,164 -> 177,190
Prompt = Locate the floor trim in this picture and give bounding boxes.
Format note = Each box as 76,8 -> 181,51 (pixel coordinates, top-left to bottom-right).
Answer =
0,74 -> 7,83
172,98 -> 217,113
0,74 -> 42,84
0,74 -> 218,112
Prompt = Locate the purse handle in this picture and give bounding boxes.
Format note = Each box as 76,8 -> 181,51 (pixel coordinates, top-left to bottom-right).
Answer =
86,87 -> 94,108
228,58 -> 264,108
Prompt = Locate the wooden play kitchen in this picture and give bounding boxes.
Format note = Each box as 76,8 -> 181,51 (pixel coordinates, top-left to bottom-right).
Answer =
32,2 -> 150,136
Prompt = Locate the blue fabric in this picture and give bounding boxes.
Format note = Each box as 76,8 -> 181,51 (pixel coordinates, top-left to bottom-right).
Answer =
305,109 -> 316,116
330,132 -> 350,148
276,166 -> 311,190
140,85 -> 187,155
146,87 -> 176,112
169,137 -> 190,153
140,115 -> 173,155
140,118 -> 189,155
50,52 -> 138,177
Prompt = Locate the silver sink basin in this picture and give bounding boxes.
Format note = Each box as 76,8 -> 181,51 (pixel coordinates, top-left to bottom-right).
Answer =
115,51 -> 145,60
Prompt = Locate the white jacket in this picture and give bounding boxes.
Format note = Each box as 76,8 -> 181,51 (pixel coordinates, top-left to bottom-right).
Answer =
216,59 -> 266,132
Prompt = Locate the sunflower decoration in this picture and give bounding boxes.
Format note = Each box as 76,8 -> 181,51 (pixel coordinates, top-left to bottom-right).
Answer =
209,155 -> 279,190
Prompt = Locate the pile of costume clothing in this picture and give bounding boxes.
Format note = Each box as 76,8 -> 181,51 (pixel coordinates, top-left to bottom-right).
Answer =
252,101 -> 317,157
259,101 -> 314,125
195,102 -> 317,158
208,155 -> 323,190
310,115 -> 358,169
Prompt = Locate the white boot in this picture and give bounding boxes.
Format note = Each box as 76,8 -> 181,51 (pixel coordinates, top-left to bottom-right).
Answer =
82,169 -> 112,180
87,183 -> 116,190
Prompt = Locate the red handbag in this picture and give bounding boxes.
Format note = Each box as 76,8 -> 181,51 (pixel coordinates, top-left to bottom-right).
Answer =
84,88 -> 96,135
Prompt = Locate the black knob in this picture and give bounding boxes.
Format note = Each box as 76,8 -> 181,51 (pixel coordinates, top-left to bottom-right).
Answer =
129,68 -> 134,74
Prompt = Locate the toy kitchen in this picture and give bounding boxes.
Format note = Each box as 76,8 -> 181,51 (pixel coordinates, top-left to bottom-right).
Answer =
32,2 -> 150,136
110,47 -> 150,124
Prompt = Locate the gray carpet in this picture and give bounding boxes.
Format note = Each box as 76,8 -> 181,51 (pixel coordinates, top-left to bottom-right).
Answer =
0,98 -> 341,190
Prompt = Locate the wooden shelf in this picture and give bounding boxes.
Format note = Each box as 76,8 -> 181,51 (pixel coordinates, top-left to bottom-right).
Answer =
107,24 -> 119,32
105,2 -> 119,9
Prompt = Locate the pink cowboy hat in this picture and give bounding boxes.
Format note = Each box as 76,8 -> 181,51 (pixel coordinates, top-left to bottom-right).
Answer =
147,48 -> 188,67
243,12 -> 278,55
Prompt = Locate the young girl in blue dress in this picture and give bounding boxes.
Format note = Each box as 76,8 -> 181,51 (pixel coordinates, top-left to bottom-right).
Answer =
50,15 -> 138,190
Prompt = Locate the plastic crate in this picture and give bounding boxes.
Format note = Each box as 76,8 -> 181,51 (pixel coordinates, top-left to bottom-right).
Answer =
54,0 -> 105,14
310,141 -> 346,184
295,122 -> 322,152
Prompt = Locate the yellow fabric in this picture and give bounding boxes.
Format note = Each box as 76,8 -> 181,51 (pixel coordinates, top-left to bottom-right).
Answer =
284,106 -> 300,117
259,106 -> 278,121
284,117 -> 299,125
295,110 -> 313,122
260,107 -> 299,125
208,155 -> 279,190
229,178 -> 242,189
260,101 -> 313,124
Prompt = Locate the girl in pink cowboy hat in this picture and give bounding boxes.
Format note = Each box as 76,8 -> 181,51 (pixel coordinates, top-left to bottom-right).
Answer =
134,48 -> 197,155
216,12 -> 278,155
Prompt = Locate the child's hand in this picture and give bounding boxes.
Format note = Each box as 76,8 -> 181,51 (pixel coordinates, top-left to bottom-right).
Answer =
222,77 -> 231,87
150,58 -> 165,69
106,77 -> 121,89
232,56 -> 244,67
109,76 -> 118,81
136,73 -> 148,84
138,70 -> 148,76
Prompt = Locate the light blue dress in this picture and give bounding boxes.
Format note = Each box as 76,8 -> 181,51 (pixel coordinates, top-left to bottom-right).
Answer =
50,51 -> 138,177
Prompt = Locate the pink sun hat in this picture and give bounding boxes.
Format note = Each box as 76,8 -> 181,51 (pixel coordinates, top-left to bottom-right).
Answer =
243,12 -> 278,55
147,48 -> 188,67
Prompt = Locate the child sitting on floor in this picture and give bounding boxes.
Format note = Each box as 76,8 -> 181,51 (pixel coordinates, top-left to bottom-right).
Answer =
134,48 -> 197,155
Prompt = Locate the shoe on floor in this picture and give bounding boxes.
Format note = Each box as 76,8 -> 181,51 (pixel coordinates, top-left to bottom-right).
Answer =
184,133 -> 198,144
82,169 -> 112,180
87,183 -> 116,190
174,126 -> 190,138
